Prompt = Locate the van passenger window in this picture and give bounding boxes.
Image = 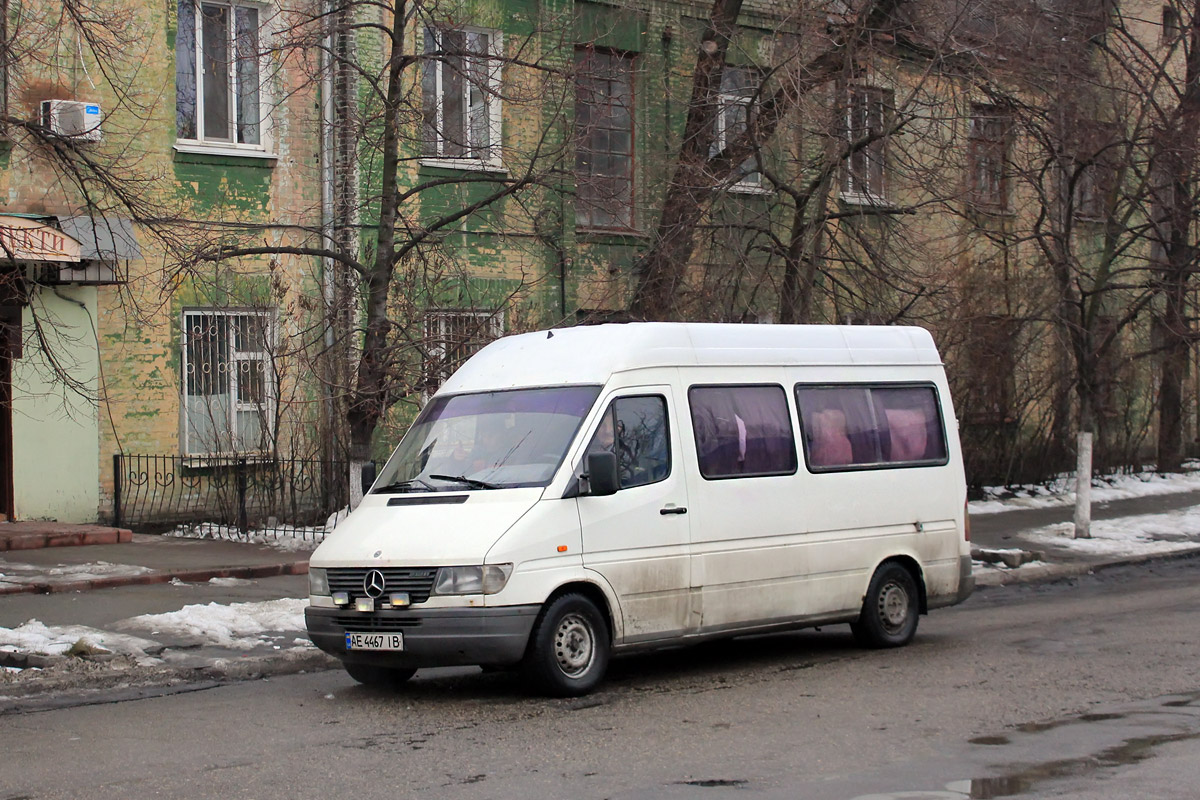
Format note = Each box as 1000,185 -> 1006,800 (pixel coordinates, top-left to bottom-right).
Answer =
585,395 -> 670,489
795,384 -> 948,471
688,385 -> 798,479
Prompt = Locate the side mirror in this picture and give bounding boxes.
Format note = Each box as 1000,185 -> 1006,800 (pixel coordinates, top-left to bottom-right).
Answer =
585,452 -> 619,497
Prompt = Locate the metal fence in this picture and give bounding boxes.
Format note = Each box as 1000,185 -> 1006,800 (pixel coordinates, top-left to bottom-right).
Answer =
112,454 -> 360,542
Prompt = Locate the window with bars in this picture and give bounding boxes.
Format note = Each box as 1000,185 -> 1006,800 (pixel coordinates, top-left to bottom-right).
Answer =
181,309 -> 275,454
842,86 -> 892,201
175,0 -> 266,147
574,47 -> 635,230
712,66 -> 762,189
421,27 -> 502,164
968,106 -> 1011,212
422,309 -> 503,392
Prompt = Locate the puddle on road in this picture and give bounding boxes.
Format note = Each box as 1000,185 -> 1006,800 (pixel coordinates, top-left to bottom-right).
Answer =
960,691 -> 1200,798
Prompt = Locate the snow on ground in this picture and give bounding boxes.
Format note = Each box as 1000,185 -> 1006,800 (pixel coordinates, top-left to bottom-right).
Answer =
0,559 -> 154,588
969,468 -> 1200,516
0,599 -> 313,659
121,598 -> 310,650
0,620 -> 161,660
1024,506 -> 1200,558
165,522 -> 324,552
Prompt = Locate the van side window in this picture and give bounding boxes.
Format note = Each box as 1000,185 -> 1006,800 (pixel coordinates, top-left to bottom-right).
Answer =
585,395 -> 670,489
795,384 -> 948,471
688,385 -> 798,479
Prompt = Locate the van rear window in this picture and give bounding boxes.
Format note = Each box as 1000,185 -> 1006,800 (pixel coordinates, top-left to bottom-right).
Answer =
795,384 -> 948,471
688,385 -> 798,479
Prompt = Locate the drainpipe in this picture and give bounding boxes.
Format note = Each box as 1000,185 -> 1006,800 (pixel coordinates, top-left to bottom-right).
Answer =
320,0 -> 337,468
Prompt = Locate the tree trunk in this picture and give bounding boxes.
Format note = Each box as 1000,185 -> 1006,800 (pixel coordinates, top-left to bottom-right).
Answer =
1156,286 -> 1189,473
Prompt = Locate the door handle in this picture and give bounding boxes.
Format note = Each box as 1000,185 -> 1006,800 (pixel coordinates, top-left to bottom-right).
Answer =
660,506 -> 688,515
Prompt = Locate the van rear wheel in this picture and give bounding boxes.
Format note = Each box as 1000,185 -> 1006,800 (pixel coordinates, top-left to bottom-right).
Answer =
851,563 -> 919,648
522,593 -> 610,697
343,662 -> 417,688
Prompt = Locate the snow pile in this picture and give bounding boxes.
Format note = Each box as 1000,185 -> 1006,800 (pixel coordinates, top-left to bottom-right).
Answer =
0,620 -> 160,659
0,559 -> 154,587
165,522 -> 324,552
970,470 -> 1200,516
121,598 -> 310,650
1025,507 -> 1200,557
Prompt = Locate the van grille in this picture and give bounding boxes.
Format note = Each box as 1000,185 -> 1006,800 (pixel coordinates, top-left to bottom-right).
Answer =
327,567 -> 438,604
332,615 -> 423,632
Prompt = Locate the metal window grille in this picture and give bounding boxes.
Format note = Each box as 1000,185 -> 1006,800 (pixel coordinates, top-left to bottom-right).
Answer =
422,309 -> 503,392
182,309 -> 276,455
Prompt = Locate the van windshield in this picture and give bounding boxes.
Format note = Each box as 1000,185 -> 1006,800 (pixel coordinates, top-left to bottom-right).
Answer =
373,386 -> 602,492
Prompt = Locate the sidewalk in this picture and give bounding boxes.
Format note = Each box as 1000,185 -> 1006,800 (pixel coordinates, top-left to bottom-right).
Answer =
2,483 -> 1199,709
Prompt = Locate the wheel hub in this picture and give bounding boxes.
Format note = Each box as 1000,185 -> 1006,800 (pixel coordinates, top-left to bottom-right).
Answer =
554,613 -> 594,677
878,582 -> 910,631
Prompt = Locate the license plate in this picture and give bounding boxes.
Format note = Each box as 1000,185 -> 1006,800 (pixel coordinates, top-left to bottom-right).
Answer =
345,632 -> 404,651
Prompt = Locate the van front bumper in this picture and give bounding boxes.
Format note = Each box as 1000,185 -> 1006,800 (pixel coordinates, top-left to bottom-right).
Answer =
305,604 -> 540,668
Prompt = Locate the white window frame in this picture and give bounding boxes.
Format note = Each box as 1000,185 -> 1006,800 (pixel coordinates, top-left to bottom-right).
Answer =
715,66 -> 764,192
181,308 -> 277,455
421,26 -> 504,170
841,85 -> 891,205
175,0 -> 274,157
422,309 -> 504,395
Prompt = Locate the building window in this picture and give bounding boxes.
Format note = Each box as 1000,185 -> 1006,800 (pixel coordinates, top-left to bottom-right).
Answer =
574,47 -> 635,230
422,309 -> 503,392
182,309 -> 275,454
421,27 -> 502,164
1162,5 -> 1181,44
843,86 -> 891,202
176,0 -> 266,147
713,66 -> 761,189
688,385 -> 797,479
968,106 -> 1011,212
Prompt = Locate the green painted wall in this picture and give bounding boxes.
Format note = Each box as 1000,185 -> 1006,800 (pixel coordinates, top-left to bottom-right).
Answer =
11,286 -> 101,522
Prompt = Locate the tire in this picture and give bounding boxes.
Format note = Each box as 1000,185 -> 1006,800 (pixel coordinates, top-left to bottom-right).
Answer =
522,593 -> 610,697
343,662 -> 417,688
850,562 -> 920,648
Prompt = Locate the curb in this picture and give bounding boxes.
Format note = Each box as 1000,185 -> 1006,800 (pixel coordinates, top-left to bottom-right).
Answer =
974,544 -> 1200,587
0,561 -> 309,596
0,528 -> 133,551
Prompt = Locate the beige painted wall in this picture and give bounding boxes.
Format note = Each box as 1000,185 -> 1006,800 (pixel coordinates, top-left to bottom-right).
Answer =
11,286 -> 101,522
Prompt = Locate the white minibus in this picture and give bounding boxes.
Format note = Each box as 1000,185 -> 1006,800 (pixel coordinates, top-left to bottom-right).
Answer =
306,323 -> 974,695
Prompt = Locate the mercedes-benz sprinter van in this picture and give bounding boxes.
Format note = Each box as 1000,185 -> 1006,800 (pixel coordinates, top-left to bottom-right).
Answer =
306,323 -> 974,696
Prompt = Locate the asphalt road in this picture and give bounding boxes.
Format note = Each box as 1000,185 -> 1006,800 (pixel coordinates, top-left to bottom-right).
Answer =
3,558 -> 1200,800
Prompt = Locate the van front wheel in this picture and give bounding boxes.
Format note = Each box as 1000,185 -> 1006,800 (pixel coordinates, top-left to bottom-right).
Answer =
523,593 -> 610,697
851,563 -> 919,648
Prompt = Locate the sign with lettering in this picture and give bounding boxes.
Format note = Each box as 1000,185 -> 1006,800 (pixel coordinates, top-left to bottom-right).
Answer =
0,216 -> 82,262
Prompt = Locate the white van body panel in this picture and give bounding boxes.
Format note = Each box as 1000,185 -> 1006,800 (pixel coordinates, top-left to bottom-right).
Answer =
306,323 -> 972,682
314,488 -> 543,566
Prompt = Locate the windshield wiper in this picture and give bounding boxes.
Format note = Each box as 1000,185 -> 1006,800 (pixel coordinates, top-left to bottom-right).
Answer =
372,478 -> 436,494
427,474 -> 503,490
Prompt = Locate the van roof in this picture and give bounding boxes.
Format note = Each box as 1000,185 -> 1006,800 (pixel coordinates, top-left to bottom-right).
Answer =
440,323 -> 942,394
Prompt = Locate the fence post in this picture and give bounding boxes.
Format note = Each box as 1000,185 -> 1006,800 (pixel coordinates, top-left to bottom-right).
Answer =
236,457 -> 248,534
112,453 -> 123,528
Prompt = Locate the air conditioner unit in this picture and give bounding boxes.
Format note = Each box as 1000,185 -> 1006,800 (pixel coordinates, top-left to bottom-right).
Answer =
40,100 -> 103,142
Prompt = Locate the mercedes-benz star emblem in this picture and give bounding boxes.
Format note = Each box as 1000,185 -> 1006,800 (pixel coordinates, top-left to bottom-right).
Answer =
363,569 -> 386,599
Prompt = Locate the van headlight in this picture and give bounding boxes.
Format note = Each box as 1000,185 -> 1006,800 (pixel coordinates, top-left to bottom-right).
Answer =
309,567 -> 330,596
432,564 -> 513,596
